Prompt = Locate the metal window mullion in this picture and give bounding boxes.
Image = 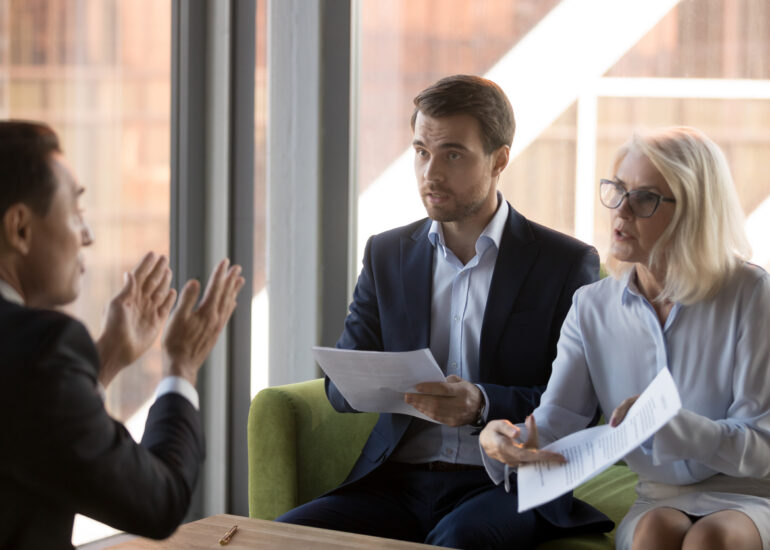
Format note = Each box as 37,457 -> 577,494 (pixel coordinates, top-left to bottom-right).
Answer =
172,0 -> 255,519
227,0 -> 256,517
268,0 -> 355,386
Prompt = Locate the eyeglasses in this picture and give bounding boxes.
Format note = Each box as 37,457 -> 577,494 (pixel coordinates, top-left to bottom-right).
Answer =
599,179 -> 675,218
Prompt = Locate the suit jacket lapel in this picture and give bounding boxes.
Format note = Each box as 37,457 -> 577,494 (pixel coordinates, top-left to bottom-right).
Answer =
400,220 -> 433,350
479,203 -> 539,380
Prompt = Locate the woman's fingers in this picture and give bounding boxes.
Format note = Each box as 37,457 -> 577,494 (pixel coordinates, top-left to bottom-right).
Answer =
610,395 -> 640,427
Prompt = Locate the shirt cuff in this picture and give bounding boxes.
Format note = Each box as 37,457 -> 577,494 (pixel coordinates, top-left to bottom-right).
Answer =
155,376 -> 200,410
480,439 -> 508,485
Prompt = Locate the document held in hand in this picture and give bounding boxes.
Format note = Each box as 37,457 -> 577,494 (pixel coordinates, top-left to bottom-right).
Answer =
517,368 -> 682,512
311,346 -> 447,423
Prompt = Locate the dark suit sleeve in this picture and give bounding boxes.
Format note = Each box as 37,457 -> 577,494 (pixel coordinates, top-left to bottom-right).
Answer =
481,246 -> 600,423
7,316 -> 203,539
325,235 -> 383,412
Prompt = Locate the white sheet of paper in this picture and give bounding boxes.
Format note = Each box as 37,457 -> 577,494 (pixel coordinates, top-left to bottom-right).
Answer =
311,346 -> 447,423
516,368 -> 682,512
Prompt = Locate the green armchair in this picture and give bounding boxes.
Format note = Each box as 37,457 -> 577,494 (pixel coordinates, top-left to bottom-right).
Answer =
248,378 -> 638,549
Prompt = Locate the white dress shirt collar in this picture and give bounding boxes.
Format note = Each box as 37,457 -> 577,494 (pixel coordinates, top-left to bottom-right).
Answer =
427,191 -> 507,257
0,278 -> 24,305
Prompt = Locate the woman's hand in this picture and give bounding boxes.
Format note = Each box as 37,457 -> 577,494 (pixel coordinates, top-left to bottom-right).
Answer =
480,415 -> 566,467
610,395 -> 640,427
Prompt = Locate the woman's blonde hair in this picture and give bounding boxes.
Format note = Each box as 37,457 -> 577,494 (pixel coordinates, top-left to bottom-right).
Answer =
607,126 -> 751,304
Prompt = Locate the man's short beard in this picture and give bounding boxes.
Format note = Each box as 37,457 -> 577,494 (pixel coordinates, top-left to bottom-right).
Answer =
426,195 -> 487,223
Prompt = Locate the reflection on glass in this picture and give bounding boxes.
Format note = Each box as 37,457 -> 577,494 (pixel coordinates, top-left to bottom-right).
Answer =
0,0 -> 171,544
356,0 -> 770,271
251,0 -> 269,398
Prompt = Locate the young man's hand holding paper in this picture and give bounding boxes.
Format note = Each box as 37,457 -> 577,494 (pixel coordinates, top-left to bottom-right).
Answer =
312,347 -> 449,423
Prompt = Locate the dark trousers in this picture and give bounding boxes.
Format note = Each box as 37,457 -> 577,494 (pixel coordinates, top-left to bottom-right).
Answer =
276,462 -> 567,550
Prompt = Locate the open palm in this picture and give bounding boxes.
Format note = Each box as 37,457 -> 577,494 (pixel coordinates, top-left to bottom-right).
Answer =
96,253 -> 176,386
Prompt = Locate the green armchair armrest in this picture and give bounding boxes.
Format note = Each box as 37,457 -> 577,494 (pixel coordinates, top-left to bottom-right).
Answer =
247,378 -> 638,549
248,378 -> 378,520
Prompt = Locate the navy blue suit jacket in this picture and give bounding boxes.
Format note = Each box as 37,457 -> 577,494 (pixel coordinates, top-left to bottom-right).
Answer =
327,203 -> 599,496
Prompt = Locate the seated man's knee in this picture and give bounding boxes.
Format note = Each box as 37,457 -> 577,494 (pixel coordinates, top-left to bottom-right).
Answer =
275,502 -> 318,526
426,521 -> 480,550
276,497 -> 345,529
426,511 -> 538,550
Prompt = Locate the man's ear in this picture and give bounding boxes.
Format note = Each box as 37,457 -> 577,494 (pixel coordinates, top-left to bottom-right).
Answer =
2,203 -> 34,255
491,145 -> 510,177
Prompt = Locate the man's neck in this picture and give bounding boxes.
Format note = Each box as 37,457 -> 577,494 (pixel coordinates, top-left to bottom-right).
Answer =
440,223 -> 480,265
442,211 -> 499,265
440,195 -> 500,265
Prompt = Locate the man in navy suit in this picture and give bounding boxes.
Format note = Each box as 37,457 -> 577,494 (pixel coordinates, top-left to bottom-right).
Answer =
0,121 -> 244,549
278,75 -> 611,548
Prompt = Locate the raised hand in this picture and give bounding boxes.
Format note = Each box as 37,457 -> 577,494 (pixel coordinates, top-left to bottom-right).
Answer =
479,415 -> 566,467
96,253 -> 176,387
404,374 -> 483,426
162,258 -> 245,386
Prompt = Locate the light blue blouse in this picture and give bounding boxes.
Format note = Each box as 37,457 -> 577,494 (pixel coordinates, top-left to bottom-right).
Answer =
484,262 -> 770,493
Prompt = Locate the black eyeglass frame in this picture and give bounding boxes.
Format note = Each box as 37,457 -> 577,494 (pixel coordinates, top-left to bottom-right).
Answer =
599,179 -> 676,218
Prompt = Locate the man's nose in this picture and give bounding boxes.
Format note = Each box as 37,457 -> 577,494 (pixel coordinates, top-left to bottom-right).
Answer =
424,157 -> 442,182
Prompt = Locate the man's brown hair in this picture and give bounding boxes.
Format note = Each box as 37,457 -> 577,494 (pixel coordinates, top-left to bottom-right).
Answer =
411,75 -> 515,154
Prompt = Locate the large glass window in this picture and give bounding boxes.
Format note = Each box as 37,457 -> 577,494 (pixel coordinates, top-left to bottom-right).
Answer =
251,0 -> 268,397
356,0 -> 770,270
0,0 -> 171,544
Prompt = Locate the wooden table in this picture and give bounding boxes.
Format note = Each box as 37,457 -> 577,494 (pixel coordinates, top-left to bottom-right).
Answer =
107,514 -> 447,549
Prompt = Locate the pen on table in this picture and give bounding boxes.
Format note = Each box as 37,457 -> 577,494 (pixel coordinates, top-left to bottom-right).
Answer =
219,524 -> 238,545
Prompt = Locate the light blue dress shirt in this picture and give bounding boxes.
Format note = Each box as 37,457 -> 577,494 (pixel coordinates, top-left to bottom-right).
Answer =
392,192 -> 508,465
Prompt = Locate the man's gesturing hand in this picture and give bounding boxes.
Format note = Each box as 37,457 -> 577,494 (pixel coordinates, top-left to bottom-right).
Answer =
96,253 -> 176,387
404,374 -> 483,426
162,258 -> 244,386
479,416 -> 566,467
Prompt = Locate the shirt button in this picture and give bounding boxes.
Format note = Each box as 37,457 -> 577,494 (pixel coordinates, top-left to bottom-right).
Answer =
445,448 -> 455,456
449,361 -> 457,369
453,315 -> 460,322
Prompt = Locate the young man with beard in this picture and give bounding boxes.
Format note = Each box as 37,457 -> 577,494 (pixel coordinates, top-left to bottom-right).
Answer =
278,75 -> 612,549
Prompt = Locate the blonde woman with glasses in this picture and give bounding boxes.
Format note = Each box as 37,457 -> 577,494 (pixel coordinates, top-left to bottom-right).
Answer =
480,126 -> 769,550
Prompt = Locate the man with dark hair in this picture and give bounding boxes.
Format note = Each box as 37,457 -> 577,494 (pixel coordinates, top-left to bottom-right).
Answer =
0,121 -> 61,215
409,74 -> 515,155
278,75 -> 612,548
0,120 -> 245,549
